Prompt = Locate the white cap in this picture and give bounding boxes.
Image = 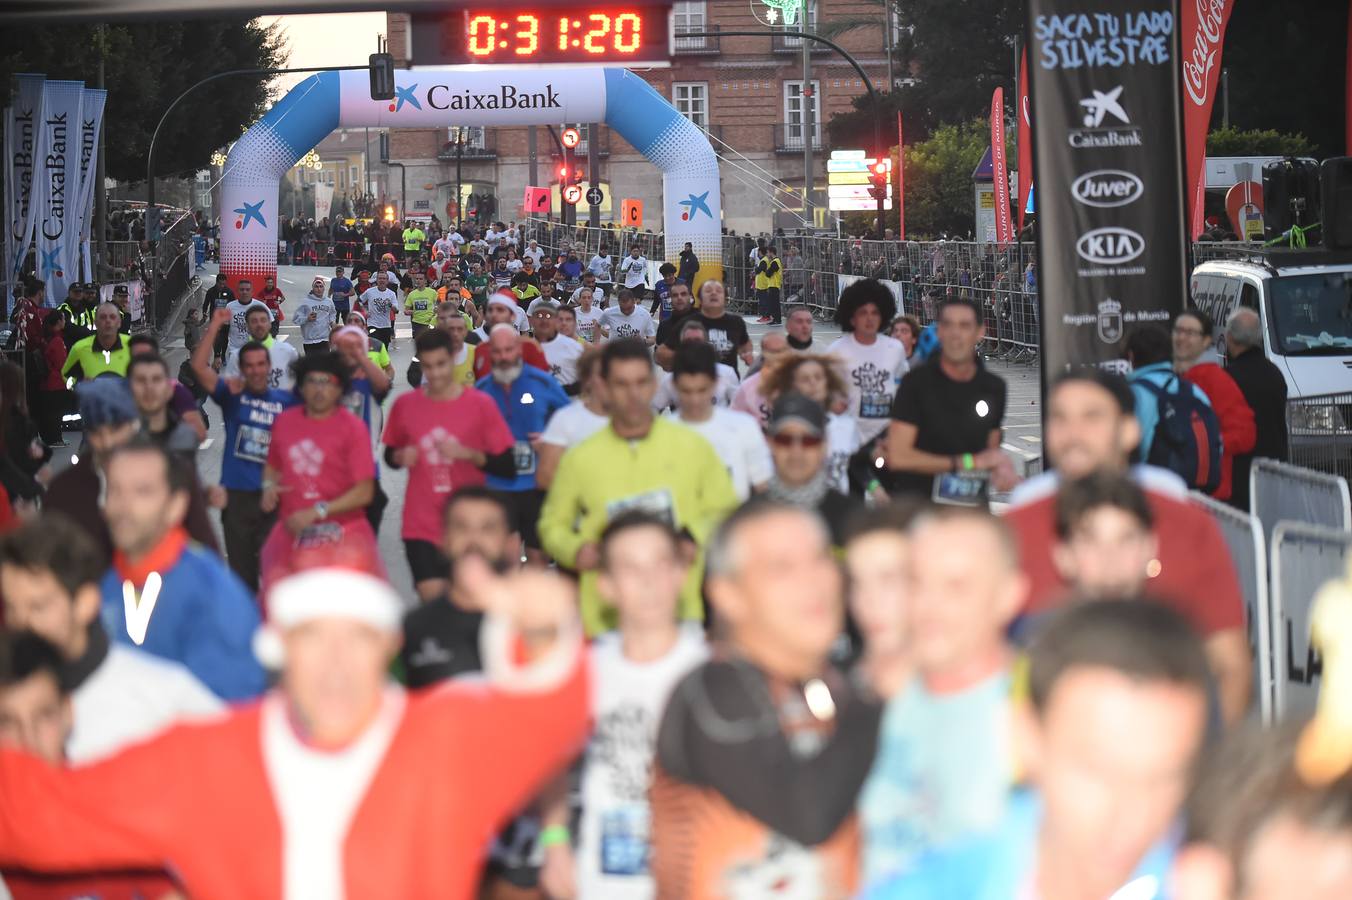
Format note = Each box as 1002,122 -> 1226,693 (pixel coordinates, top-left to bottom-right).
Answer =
253,569 -> 402,668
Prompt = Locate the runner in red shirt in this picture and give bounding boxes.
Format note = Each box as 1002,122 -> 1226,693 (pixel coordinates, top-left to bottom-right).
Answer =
259,351 -> 380,593
383,328 -> 516,601
257,275 -> 287,338
1004,369 -> 1251,724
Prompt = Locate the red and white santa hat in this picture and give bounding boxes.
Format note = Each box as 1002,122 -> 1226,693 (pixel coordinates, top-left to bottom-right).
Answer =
253,568 -> 402,668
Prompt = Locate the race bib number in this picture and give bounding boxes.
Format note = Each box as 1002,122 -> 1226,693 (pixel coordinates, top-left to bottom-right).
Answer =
294,522 -> 343,550
512,440 -> 536,476
607,488 -> 676,527
600,806 -> 650,877
234,424 -> 272,464
413,299 -> 430,311
932,471 -> 990,507
860,393 -> 892,419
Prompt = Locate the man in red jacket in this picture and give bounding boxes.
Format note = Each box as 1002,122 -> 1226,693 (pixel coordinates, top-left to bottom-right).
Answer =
1172,309 -> 1256,503
1004,370 -> 1252,724
0,563 -> 590,899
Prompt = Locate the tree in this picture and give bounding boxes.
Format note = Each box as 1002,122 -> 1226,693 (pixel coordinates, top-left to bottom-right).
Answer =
0,20 -> 286,184
902,117 -> 1008,238
1206,126 -> 1316,159
819,0 -> 1023,141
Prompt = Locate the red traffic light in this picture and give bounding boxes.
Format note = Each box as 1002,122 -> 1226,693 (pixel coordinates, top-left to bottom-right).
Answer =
869,160 -> 889,179
557,165 -> 569,181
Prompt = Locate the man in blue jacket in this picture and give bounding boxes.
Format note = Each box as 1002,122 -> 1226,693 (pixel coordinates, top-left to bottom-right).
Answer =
476,324 -> 570,567
99,437 -> 265,701
864,601 -> 1210,900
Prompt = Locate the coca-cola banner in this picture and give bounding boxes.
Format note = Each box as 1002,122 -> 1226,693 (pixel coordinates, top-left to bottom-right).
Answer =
1180,0 -> 1232,238
1026,0 -> 1189,375
990,87 -> 1014,243
1017,51 -> 1033,231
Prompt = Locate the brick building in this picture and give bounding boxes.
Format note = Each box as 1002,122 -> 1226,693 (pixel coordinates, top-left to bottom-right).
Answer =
381,2 -> 892,233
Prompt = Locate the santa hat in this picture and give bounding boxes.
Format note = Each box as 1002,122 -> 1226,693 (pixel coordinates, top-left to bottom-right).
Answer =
486,293 -> 518,313
347,309 -> 368,325
253,568 -> 401,668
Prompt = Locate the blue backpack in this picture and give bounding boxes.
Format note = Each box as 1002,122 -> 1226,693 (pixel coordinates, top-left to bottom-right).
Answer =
1138,375 -> 1223,494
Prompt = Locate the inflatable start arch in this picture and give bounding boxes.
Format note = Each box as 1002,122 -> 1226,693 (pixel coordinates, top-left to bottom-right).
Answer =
220,67 -> 722,288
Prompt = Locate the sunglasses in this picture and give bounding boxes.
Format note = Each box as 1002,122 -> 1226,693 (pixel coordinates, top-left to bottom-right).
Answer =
771,432 -> 824,449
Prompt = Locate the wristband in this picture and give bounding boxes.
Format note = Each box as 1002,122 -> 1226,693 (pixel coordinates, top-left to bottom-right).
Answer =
961,453 -> 975,472
539,824 -> 571,848
866,479 -> 881,493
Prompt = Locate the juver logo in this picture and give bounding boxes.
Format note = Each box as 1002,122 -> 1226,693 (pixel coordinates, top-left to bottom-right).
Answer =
1072,170 -> 1144,208
1076,228 -> 1144,265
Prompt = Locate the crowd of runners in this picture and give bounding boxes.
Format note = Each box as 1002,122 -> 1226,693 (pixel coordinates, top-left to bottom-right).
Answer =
0,218 -> 1346,900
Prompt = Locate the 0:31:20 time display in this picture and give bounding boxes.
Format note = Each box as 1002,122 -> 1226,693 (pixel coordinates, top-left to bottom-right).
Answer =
466,11 -> 645,58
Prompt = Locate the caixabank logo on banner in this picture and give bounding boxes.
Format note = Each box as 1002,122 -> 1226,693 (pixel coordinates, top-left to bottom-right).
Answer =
1026,0 -> 1189,373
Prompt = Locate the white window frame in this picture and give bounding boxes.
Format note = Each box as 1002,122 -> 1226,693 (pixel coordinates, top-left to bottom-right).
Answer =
778,0 -> 818,45
447,126 -> 487,150
672,82 -> 709,130
783,80 -> 821,148
673,0 -> 707,33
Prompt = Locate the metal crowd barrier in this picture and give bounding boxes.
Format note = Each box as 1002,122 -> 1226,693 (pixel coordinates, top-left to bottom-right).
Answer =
1286,392 -> 1352,482
1269,522 -> 1351,719
1190,491 -> 1273,723
1249,458 -> 1352,551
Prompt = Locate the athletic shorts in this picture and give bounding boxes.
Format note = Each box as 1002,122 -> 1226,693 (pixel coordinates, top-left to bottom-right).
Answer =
403,538 -> 450,584
491,489 -> 543,549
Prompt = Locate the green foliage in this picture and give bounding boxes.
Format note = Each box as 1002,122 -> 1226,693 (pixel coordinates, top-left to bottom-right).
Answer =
0,20 -> 286,183
1205,126 -> 1315,159
902,117 -> 1011,237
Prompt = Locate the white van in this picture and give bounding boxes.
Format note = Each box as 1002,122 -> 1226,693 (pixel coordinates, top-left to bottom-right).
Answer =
1190,252 -> 1352,397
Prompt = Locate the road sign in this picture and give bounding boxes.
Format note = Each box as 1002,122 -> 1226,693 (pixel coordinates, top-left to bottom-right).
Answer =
563,184 -> 583,205
585,185 -> 604,206
828,149 -> 891,212
621,197 -> 643,226
524,186 -> 551,214
562,128 -> 582,150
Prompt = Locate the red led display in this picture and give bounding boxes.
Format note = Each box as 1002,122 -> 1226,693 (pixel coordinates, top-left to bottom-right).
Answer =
413,6 -> 671,65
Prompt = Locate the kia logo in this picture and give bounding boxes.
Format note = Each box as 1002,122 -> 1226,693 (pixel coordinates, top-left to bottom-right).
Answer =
1076,227 -> 1145,265
1072,170 -> 1144,208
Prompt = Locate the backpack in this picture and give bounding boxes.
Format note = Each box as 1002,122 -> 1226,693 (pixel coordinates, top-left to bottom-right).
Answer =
1138,375 -> 1223,494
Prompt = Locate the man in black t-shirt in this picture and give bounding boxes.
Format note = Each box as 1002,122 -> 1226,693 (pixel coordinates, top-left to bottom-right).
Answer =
401,486 -> 517,687
885,296 -> 1016,503
654,279 -> 698,371
661,280 -> 752,374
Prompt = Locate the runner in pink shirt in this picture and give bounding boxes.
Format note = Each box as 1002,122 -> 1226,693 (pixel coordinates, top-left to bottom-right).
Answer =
383,328 -> 516,601
259,351 -> 381,594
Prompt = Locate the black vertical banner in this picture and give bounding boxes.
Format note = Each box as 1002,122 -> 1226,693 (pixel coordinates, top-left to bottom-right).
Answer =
1026,1 -> 1188,376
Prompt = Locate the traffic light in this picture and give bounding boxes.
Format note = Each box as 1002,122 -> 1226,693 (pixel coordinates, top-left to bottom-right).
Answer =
369,53 -> 395,102
557,164 -> 569,181
383,205 -> 395,222
868,159 -> 889,200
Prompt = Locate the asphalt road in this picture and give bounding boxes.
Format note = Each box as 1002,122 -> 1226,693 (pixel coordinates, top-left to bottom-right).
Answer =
68,259 -> 1039,605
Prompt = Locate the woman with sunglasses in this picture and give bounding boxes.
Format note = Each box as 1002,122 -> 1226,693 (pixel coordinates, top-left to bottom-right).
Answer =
762,392 -> 862,551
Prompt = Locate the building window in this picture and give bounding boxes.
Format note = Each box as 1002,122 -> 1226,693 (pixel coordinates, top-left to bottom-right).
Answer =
777,0 -> 818,46
448,126 -> 487,150
673,82 -> 708,130
350,165 -> 359,186
783,80 -> 821,148
673,1 -> 706,33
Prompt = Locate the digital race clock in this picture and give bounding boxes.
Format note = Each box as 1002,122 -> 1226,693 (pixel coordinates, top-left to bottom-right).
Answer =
411,5 -> 672,66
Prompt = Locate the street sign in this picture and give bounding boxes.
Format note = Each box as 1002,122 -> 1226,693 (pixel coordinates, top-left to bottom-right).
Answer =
621,197 -> 644,226
585,185 -> 604,205
828,150 -> 891,212
562,128 -> 582,150
563,184 -> 583,205
524,185 -> 552,214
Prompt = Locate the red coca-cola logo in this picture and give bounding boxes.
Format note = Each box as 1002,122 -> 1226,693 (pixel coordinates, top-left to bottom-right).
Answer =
1183,0 -> 1226,107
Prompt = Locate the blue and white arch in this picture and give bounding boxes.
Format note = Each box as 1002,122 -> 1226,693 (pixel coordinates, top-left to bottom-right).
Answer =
220,67 -> 722,289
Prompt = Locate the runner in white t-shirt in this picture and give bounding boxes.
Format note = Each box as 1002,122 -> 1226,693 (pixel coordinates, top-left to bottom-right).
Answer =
599,289 -> 656,344
359,271 -> 400,346
827,281 -> 909,444
537,515 -> 708,900
617,247 -> 648,291
668,343 -> 771,500
531,303 -> 584,388
222,302 -> 300,391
